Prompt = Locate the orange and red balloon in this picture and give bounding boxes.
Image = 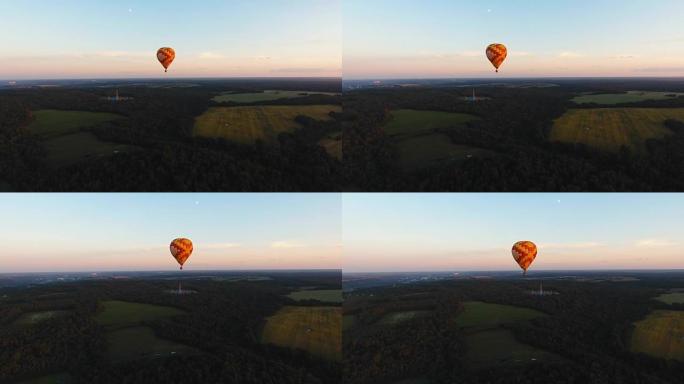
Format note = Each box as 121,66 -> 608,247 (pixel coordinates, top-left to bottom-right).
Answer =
512,241 -> 537,275
486,44 -> 507,73
157,47 -> 176,73
170,238 -> 193,270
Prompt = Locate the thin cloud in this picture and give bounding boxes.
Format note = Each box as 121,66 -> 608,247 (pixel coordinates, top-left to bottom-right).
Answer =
558,52 -> 584,58
540,242 -> 604,250
635,239 -> 677,248
271,241 -> 306,249
201,243 -> 242,250
199,52 -> 225,59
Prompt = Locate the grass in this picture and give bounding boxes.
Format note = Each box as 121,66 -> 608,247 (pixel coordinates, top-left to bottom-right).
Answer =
384,109 -> 479,138
465,329 -> 557,368
106,326 -> 198,363
261,306 -> 341,361
13,310 -> 71,326
319,130 -> 342,160
193,105 -> 341,145
43,132 -> 136,168
454,301 -> 545,328
656,293 -> 684,305
343,315 -> 357,331
572,91 -> 684,105
16,373 -> 72,384
377,310 -> 432,326
28,110 -> 123,138
212,90 -> 339,103
96,300 -> 185,328
396,133 -> 489,171
288,289 -> 343,303
631,310 -> 684,362
550,108 -> 684,152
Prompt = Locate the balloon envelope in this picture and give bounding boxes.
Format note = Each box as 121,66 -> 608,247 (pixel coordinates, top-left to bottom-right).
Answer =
157,47 -> 176,72
512,241 -> 537,274
170,238 -> 193,270
486,44 -> 507,72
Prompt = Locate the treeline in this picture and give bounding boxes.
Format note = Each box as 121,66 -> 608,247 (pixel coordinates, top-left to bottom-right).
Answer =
0,278 -> 342,383
0,85 -> 343,191
343,279 -> 684,384
343,84 -> 684,191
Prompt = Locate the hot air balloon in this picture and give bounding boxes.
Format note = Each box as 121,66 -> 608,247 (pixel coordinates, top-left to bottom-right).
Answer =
486,44 -> 507,73
170,238 -> 193,270
512,241 -> 537,276
157,47 -> 176,73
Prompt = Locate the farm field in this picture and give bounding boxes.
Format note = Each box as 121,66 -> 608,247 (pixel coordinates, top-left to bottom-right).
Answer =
572,91 -> 684,105
343,315 -> 357,331
261,306 -> 342,361
656,292 -> 684,304
465,329 -> 558,368
193,105 -> 341,145
377,310 -> 432,326
43,132 -> 137,168
28,110 -> 124,138
13,310 -> 71,326
288,289 -> 343,303
106,326 -> 198,363
96,300 -> 185,328
631,310 -> 684,362
319,131 -> 342,160
454,301 -> 545,328
396,133 -> 489,171
212,90 -> 339,103
550,108 -> 684,152
385,109 -> 479,138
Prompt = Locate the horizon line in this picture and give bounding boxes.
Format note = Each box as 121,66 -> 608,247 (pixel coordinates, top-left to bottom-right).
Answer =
343,75 -> 684,81
343,268 -> 684,274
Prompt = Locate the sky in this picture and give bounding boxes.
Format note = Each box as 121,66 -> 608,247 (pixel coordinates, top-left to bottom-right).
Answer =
0,0 -> 341,79
343,194 -> 684,272
344,0 -> 684,79
0,194 -> 341,273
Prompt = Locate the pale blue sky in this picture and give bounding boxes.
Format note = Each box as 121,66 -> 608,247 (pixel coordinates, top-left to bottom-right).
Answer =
0,194 -> 341,272
344,194 -> 684,272
344,0 -> 684,78
0,0 -> 341,79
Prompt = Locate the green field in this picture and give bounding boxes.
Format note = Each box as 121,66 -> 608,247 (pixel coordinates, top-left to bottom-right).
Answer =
551,108 -> 683,152
13,310 -> 71,326
17,373 -> 72,384
454,301 -> 545,328
572,91 -> 684,105
43,132 -> 136,168
343,315 -> 357,331
261,306 -> 341,361
106,326 -> 198,363
396,133 -> 488,171
465,329 -> 557,368
193,105 -> 341,145
385,109 -> 479,138
378,310 -> 432,326
383,110 -> 486,171
212,90 -> 339,103
96,300 -> 185,328
28,110 -> 124,138
631,310 -> 684,361
656,293 -> 684,305
288,289 -> 343,303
